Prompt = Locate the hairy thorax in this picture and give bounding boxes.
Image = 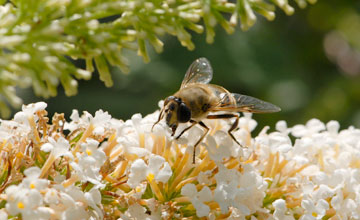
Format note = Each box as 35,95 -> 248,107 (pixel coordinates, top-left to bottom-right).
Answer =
174,85 -> 218,120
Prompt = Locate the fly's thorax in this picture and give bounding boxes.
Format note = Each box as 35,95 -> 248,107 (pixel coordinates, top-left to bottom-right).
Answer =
175,85 -> 218,120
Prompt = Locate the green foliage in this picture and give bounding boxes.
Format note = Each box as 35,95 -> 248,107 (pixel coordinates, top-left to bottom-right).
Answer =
0,0 -> 316,118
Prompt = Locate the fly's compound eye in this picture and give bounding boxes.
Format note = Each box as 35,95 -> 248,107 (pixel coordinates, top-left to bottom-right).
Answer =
177,102 -> 191,123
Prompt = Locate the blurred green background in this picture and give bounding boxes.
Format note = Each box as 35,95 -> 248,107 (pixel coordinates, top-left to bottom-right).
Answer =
16,0 -> 360,132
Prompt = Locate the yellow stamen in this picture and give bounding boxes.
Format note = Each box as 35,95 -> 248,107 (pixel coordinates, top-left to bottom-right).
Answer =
172,143 -> 182,169
39,154 -> 56,178
173,148 -> 189,176
28,115 -> 41,146
270,152 -> 280,178
225,157 -> 239,169
109,147 -> 123,161
16,152 -> 24,159
318,149 -> 324,171
174,196 -> 191,203
189,155 -> 210,178
147,173 -> 164,202
103,133 -> 117,156
112,160 -> 128,179
171,153 -> 191,191
276,159 -> 289,176
17,202 -> 25,209
279,164 -> 308,186
0,140 -> 7,149
112,200 -> 119,205
139,133 -> 145,148
73,124 -> 94,154
162,139 -> 172,165
264,152 -> 275,177
175,177 -> 197,191
206,201 -> 219,209
104,175 -> 117,183
62,174 -> 79,188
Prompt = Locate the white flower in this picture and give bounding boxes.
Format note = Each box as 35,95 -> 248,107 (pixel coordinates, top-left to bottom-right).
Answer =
64,109 -> 112,135
63,110 -> 81,132
291,118 -> 325,137
273,199 -> 295,220
61,206 -> 89,220
92,110 -> 112,135
181,184 -> 212,217
70,139 -> 106,188
238,113 -> 257,132
13,102 -> 47,125
84,188 -> 103,219
206,131 -> 234,162
276,120 -> 290,134
127,154 -> 172,188
116,135 -> 151,157
22,167 -> 49,190
40,136 -> 72,178
80,138 -> 107,167
213,164 -> 266,216
58,186 -> 91,220
122,203 -> 151,220
44,188 -> 60,204
197,170 -> 212,185
300,199 -> 329,220
256,130 -> 292,155
40,136 -> 72,158
0,209 -> 8,220
326,120 -> 340,135
5,185 -> 49,220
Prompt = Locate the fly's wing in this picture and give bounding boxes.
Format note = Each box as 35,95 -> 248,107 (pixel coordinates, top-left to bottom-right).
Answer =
180,57 -> 213,89
213,92 -> 281,113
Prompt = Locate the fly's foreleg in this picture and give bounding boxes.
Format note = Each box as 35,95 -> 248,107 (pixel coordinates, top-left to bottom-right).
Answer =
176,120 -> 197,140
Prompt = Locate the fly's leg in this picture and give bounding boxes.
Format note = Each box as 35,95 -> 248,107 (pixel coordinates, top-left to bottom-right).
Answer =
175,120 -> 197,140
206,114 -> 242,147
192,121 -> 209,164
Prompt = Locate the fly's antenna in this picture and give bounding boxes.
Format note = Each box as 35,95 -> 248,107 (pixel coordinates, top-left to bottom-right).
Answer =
151,108 -> 164,132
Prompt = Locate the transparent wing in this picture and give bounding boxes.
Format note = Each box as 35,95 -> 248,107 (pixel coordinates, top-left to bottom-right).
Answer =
180,57 -> 213,88
213,93 -> 281,113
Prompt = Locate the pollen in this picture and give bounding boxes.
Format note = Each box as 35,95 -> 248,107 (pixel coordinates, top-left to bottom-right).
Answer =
17,202 -> 25,209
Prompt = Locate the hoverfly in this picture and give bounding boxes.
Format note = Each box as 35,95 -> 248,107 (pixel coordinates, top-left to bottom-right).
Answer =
152,58 -> 281,163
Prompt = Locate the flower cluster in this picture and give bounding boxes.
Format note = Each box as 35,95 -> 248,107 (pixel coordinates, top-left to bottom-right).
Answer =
0,102 -> 359,219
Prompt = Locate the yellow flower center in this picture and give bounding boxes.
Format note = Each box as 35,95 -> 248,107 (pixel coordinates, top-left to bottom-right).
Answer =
86,148 -> 92,156
147,173 -> 155,182
29,183 -> 36,189
17,202 -> 25,209
136,186 -> 142,192
312,212 -> 318,217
